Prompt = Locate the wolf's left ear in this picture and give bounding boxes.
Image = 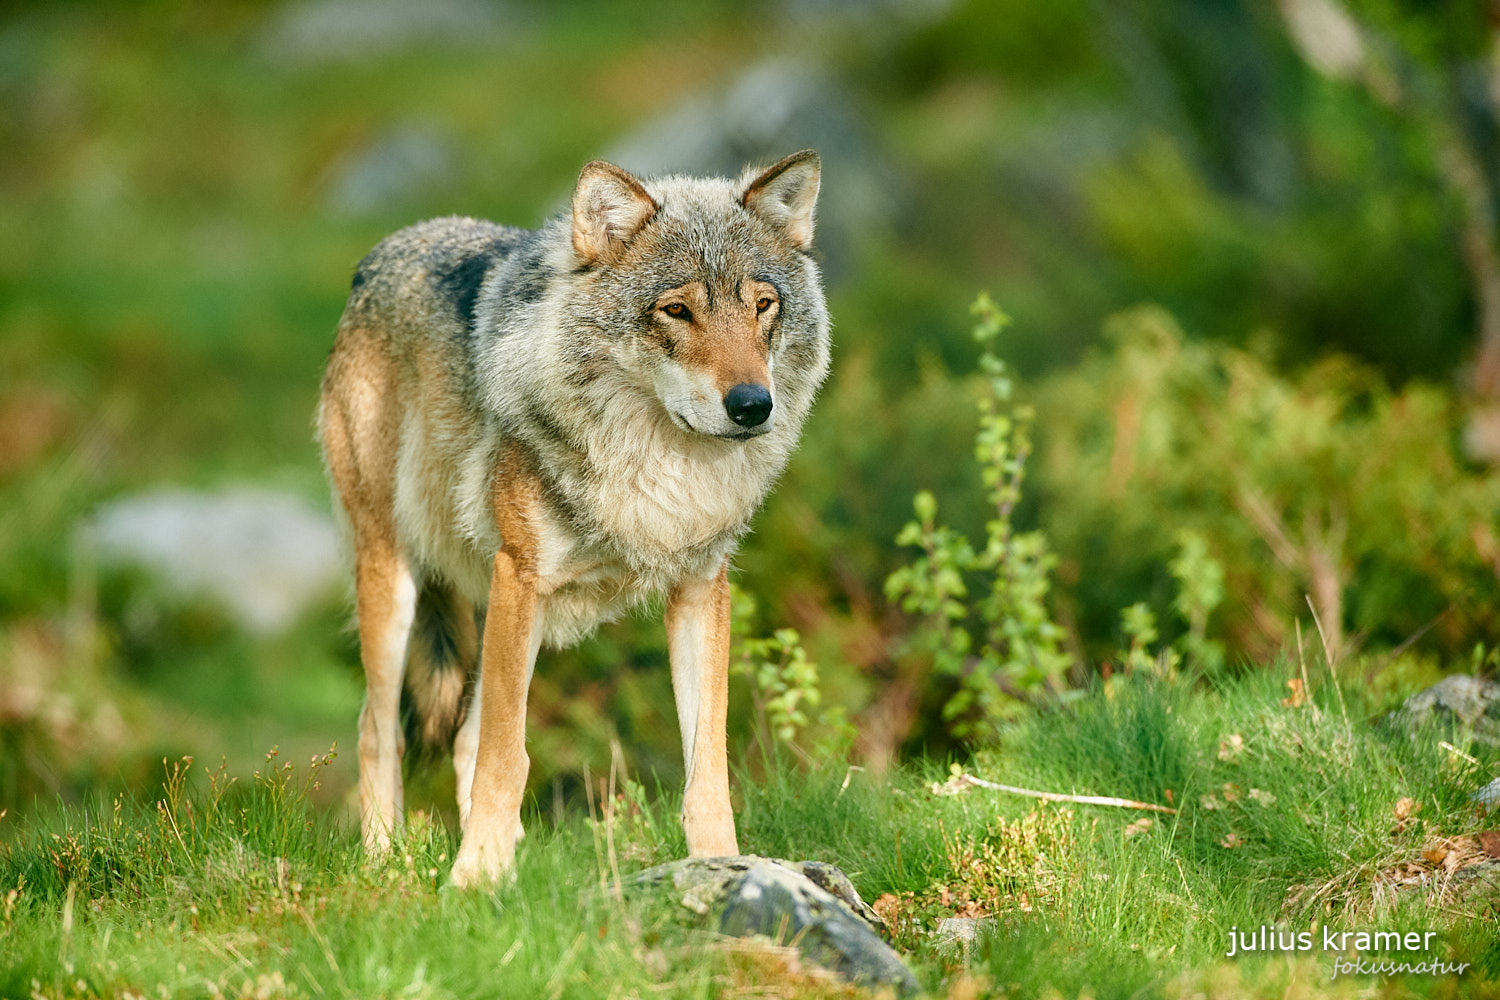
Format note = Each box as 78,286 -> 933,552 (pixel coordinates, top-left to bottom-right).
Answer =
572,160 -> 660,265
741,150 -> 821,249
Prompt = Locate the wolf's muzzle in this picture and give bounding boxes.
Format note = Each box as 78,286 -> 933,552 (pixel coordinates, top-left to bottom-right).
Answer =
723,383 -> 773,428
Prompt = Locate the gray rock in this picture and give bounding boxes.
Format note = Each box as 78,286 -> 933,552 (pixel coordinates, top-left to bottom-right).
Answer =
259,0 -> 511,66
933,916 -> 995,958
1473,777 -> 1500,808
1395,675 -> 1500,745
629,856 -> 917,996
1449,859 -> 1500,888
86,487 -> 343,635
604,59 -> 907,279
323,123 -> 458,218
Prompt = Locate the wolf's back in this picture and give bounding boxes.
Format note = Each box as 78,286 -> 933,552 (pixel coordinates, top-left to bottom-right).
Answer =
344,216 -> 533,342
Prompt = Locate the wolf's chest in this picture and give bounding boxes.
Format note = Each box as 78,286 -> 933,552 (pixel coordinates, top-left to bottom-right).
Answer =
589,444 -> 769,553
425,409 -> 783,645
526,498 -> 726,648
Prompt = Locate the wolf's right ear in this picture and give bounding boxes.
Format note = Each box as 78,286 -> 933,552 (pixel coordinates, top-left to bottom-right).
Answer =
741,150 -> 821,249
571,161 -> 659,265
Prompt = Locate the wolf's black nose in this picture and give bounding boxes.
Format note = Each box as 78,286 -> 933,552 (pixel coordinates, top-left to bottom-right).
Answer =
724,383 -> 773,427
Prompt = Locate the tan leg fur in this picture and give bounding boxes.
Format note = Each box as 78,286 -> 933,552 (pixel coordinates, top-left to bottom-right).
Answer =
666,562 -> 739,856
353,543 -> 416,853
449,449 -> 545,887
319,328 -> 416,855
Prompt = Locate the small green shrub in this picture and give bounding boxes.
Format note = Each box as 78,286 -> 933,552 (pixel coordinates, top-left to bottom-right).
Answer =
1114,530 -> 1228,676
1119,601 -> 1161,674
730,585 -> 853,760
1038,304 -> 1500,665
1168,529 -> 1226,672
886,296 -> 1072,741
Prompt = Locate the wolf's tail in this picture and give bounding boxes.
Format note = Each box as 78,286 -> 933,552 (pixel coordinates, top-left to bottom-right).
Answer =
401,581 -> 478,756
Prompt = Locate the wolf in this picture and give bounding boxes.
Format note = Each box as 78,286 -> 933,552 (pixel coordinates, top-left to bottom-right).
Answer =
316,150 -> 830,886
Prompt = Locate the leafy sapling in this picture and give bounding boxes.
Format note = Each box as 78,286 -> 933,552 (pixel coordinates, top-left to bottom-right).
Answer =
730,584 -> 853,759
887,295 -> 1071,741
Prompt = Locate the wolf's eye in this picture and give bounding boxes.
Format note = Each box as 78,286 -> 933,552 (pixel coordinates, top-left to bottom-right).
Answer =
661,302 -> 692,321
756,297 -> 775,314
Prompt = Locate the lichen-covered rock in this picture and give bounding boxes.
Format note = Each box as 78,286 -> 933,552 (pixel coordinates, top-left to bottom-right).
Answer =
1395,675 -> 1500,744
628,856 -> 918,996
791,860 -> 887,932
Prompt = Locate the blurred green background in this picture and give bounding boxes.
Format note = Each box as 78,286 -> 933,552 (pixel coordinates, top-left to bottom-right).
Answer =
3,0 -> 1498,822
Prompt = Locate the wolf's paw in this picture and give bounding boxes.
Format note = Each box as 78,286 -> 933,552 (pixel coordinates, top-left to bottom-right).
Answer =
448,821 -> 523,888
361,820 -> 398,859
448,844 -> 515,888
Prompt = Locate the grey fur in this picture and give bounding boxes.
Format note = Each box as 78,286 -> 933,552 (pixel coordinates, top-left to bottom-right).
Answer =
329,157 -> 830,666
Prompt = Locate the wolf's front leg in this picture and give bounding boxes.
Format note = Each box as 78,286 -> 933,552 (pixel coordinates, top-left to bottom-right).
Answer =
449,546 -> 542,887
354,544 -> 418,855
666,562 -> 739,857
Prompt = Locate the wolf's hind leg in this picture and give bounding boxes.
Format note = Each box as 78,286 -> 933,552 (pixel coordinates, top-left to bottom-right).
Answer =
354,541 -> 418,855
666,561 -> 739,857
454,672 -> 481,830
320,327 -> 414,855
453,605 -> 486,830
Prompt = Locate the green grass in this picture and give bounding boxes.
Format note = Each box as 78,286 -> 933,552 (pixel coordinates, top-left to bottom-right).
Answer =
3,667 -> 1496,999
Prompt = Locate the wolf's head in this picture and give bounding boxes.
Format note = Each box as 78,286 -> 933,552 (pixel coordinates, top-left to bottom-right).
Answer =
565,151 -> 828,441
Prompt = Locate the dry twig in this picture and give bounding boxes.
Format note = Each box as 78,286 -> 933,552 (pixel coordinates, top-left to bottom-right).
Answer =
935,772 -> 1178,814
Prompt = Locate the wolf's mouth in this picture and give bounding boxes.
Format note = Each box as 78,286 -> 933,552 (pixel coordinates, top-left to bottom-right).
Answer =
668,410 -> 767,441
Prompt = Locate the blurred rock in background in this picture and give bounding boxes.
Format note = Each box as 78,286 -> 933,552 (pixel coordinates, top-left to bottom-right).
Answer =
324,123 -> 460,218
86,488 -> 343,636
259,0 -> 513,66
606,58 -> 907,278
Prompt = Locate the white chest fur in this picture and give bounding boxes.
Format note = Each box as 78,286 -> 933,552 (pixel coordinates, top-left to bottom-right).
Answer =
529,417 -> 784,647
578,403 -> 785,561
